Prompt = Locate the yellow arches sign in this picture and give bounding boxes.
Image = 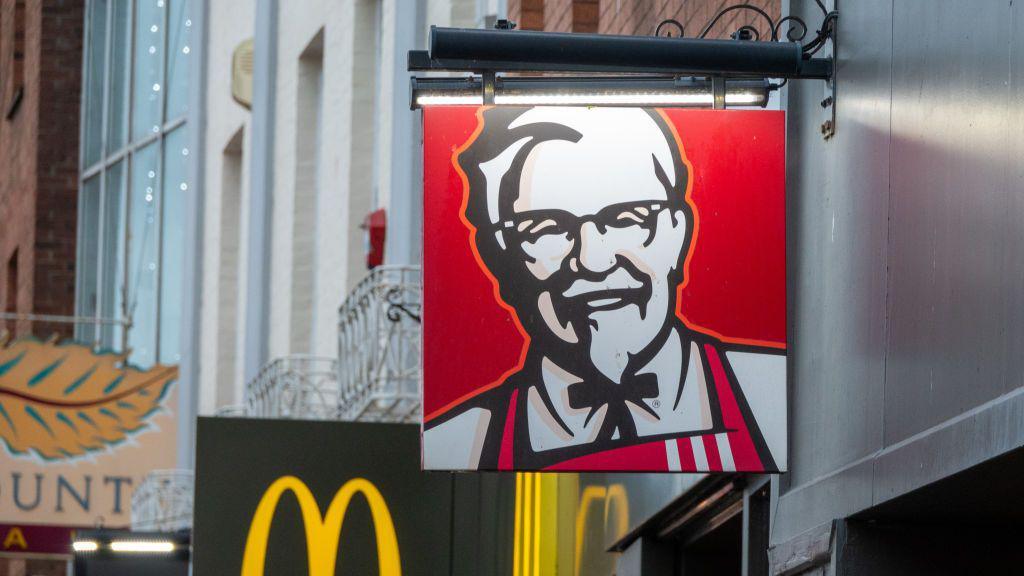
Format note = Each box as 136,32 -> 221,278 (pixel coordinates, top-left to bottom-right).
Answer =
512,473 -> 630,576
241,475 -> 401,576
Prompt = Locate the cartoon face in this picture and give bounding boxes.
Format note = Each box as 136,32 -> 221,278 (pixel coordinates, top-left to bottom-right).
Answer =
465,107 -> 692,381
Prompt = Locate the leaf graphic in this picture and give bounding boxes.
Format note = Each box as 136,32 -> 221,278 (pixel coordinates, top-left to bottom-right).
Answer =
0,338 -> 177,460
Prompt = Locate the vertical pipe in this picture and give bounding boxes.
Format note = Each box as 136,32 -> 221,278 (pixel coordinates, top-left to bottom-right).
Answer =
120,0 -> 136,350
384,0 -> 424,267
95,0 -> 114,346
176,0 -> 209,470
244,0 -> 278,382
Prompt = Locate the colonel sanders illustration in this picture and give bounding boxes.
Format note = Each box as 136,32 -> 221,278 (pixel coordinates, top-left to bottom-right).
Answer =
423,107 -> 786,472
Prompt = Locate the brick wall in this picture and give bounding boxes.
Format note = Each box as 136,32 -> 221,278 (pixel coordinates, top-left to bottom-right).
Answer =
0,0 -> 82,340
0,558 -> 67,576
510,0 -> 780,40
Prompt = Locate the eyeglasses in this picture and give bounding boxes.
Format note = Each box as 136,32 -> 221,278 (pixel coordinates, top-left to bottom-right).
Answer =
492,200 -> 670,248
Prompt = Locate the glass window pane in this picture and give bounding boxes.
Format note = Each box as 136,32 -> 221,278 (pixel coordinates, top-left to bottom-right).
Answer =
127,144 -> 160,368
132,0 -> 165,141
165,0 -> 191,119
76,177 -> 102,343
158,126 -> 188,364
101,161 -> 126,350
108,0 -> 131,153
83,0 -> 108,168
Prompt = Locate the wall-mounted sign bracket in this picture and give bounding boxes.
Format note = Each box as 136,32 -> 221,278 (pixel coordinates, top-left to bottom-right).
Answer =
408,2 -> 837,134
712,76 -> 727,110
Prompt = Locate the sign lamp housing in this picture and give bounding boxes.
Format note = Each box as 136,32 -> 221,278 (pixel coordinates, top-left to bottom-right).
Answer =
408,3 -> 837,118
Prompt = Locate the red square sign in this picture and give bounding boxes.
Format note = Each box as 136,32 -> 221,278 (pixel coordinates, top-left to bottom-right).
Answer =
422,106 -> 786,472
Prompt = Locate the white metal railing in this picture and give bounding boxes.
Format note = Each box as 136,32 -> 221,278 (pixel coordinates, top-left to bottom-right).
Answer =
337,265 -> 421,423
131,469 -> 194,532
213,403 -> 247,417
245,355 -> 340,420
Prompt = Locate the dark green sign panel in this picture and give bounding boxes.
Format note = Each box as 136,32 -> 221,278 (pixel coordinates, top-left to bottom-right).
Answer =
193,418 -> 454,575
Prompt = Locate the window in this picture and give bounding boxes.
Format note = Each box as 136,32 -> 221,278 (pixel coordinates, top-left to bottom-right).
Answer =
76,0 -> 192,368
5,249 -> 17,334
5,0 -> 26,117
218,127 -> 244,406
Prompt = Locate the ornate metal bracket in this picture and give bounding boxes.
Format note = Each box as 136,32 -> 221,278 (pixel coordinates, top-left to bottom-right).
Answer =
385,287 -> 422,324
656,0 -> 839,138
655,1 -> 837,52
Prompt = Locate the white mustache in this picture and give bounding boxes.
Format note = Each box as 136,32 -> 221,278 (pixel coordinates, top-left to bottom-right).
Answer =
562,268 -> 643,298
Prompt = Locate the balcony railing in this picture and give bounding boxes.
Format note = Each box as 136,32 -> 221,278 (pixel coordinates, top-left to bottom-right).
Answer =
213,404 -> 247,417
337,265 -> 421,423
246,355 -> 340,420
131,470 -> 194,532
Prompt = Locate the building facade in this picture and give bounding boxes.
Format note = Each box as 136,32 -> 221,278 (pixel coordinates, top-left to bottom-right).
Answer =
4,0 -> 1007,574
2,0 -> 195,572
0,5 -> 84,575
194,0 -> 506,415
0,0 -> 82,342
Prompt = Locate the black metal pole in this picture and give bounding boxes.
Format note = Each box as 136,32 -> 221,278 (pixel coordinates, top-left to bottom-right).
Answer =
411,26 -> 830,79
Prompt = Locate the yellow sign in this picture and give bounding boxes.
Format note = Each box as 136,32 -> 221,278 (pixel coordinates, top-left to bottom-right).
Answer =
241,475 -> 401,576
512,474 -> 631,576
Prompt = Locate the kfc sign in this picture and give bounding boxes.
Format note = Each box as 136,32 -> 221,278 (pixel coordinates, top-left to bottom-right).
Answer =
422,106 -> 786,472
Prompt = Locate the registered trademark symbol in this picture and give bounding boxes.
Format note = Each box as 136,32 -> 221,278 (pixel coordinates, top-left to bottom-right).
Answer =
651,400 -> 661,409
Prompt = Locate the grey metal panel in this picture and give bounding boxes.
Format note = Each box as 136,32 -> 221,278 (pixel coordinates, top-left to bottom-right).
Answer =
774,0 -> 1024,551
1012,0 -> 1024,394
873,387 -> 1024,505
773,458 -> 873,545
883,0 -> 1023,444
785,0 -> 891,489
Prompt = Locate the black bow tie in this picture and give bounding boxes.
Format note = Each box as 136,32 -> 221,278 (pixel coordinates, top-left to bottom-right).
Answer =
565,371 -> 661,441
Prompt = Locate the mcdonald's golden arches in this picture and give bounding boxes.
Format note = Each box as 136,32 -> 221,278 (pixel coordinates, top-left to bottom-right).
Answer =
241,475 -> 401,576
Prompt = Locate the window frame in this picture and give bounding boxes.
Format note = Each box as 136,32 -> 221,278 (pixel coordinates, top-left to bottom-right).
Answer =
76,0 -> 189,358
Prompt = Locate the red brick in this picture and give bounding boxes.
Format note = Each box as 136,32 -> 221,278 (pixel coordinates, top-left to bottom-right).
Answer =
506,1 -> 782,48
573,1 -> 600,33
0,0 -> 82,340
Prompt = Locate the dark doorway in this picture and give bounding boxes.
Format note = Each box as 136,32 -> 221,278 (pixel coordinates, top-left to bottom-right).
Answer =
836,446 -> 1024,575
674,511 -> 742,576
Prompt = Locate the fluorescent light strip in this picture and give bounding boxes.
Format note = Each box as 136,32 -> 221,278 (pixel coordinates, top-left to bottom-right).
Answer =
415,94 -> 483,106
495,92 -> 713,105
416,91 -> 764,107
724,92 -> 763,105
109,540 -> 176,553
72,540 -> 99,552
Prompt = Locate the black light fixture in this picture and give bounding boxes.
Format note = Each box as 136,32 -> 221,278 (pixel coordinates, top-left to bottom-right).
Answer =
408,2 -> 838,131
410,26 -> 831,78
